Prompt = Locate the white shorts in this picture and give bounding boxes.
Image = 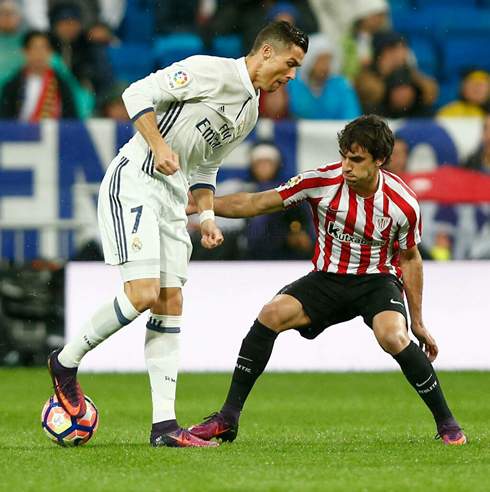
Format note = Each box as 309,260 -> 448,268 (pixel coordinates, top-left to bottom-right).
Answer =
98,155 -> 192,284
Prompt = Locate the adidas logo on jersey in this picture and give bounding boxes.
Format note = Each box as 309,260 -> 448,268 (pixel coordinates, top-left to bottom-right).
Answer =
217,105 -> 226,115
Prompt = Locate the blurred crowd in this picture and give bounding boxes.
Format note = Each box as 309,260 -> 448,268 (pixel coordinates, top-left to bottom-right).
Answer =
2,0 -> 490,122
2,0 -> 490,262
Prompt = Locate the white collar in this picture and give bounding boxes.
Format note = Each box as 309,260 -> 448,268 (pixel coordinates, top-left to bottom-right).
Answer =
236,57 -> 257,98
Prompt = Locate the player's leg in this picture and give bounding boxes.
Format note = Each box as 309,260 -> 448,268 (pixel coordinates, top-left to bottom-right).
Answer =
145,280 -> 218,448
189,293 -> 311,442
373,310 -> 466,445
48,275 -> 159,418
48,157 -> 160,417
146,209 -> 217,448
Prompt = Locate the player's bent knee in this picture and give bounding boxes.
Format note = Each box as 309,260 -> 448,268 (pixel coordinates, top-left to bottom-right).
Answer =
124,278 -> 160,312
258,303 -> 283,332
258,295 -> 302,333
153,288 -> 183,316
376,329 -> 410,355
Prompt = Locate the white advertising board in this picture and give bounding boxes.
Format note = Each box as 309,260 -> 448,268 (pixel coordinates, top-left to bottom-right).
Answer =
66,261 -> 490,373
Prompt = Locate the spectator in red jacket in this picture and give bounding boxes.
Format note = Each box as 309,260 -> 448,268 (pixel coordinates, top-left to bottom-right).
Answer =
0,30 -> 78,120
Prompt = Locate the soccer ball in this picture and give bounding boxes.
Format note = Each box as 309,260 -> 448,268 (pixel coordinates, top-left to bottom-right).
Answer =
41,395 -> 99,447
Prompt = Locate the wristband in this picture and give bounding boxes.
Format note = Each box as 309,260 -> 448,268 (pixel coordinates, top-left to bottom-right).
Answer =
199,210 -> 215,224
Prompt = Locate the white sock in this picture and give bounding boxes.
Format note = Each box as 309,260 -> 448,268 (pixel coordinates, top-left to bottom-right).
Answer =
59,291 -> 140,368
145,314 -> 181,423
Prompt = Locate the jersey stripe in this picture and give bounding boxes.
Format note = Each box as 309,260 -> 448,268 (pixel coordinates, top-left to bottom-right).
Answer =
279,175 -> 343,204
150,102 -> 186,175
321,185 -> 343,272
376,190 -> 391,273
337,186 -> 358,274
140,102 -> 177,175
162,102 -> 185,138
383,185 -> 419,248
357,196 -> 374,274
382,169 -> 418,201
307,197 -> 322,269
109,157 -> 129,263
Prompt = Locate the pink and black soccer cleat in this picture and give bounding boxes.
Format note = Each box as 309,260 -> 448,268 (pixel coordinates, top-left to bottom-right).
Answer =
150,427 -> 219,447
189,412 -> 238,442
47,349 -> 86,419
436,423 -> 467,445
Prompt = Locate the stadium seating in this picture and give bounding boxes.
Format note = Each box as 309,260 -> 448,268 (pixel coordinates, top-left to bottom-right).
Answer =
117,7 -> 154,46
408,36 -> 438,79
391,8 -> 438,44
436,7 -> 490,38
441,36 -> 490,81
107,44 -> 154,84
154,34 -> 204,69
437,80 -> 460,108
213,35 -> 244,59
412,0 -> 477,7
388,0 -> 414,12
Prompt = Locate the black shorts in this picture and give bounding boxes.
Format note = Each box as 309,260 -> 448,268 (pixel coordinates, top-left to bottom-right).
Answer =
278,271 -> 407,340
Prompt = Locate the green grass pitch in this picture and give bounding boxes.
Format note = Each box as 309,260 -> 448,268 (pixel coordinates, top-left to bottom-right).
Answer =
1,369 -> 489,492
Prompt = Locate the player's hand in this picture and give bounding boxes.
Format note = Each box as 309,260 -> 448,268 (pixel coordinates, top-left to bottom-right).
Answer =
153,147 -> 180,175
411,321 -> 439,362
200,220 -> 224,249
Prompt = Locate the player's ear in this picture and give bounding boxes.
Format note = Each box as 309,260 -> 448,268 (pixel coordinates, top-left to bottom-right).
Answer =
376,158 -> 386,168
262,44 -> 273,60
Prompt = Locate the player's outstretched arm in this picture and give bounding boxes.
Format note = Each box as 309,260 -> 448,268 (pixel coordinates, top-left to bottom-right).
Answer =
400,245 -> 439,361
214,189 -> 284,218
191,187 -> 224,249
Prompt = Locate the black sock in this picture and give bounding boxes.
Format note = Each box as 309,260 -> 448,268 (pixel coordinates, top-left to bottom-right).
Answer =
221,320 -> 278,422
150,419 -> 179,438
393,341 -> 452,423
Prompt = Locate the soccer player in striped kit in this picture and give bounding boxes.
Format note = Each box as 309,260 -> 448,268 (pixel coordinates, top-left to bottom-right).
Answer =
189,115 -> 467,445
47,21 -> 309,447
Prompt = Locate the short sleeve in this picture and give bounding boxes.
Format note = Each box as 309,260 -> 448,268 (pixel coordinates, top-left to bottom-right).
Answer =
122,57 -> 222,121
275,173 -> 311,209
397,201 -> 422,249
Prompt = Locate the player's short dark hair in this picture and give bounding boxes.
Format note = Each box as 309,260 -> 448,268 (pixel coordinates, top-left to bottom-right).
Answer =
23,30 -> 54,50
250,21 -> 309,56
337,115 -> 395,166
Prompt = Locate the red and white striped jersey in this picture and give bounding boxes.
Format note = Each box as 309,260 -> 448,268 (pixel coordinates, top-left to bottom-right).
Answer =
276,162 -> 422,280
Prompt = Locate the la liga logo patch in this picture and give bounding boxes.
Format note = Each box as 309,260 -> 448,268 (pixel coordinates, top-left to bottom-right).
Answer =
165,70 -> 191,90
285,174 -> 304,188
174,71 -> 188,85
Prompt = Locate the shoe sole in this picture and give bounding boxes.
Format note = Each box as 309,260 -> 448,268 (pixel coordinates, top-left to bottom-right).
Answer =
444,436 -> 467,445
150,436 -> 219,448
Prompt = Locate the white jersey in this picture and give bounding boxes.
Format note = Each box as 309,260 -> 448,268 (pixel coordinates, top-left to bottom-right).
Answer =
120,55 -> 259,200
276,163 -> 422,280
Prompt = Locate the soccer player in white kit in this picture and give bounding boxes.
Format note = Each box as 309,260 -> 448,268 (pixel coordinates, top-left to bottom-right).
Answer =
47,21 -> 309,447
189,115 -> 467,446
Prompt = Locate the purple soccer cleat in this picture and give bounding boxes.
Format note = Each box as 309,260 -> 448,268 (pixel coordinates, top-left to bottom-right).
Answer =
189,412 -> 238,442
436,422 -> 467,445
47,348 -> 86,419
150,427 -> 219,447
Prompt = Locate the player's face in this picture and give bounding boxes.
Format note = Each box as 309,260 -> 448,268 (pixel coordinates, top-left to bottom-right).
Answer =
259,44 -> 305,92
340,144 -> 384,194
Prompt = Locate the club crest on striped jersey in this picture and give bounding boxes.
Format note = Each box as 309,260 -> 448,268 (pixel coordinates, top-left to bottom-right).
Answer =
375,216 -> 391,232
285,174 -> 304,188
132,237 -> 143,252
165,70 -> 190,90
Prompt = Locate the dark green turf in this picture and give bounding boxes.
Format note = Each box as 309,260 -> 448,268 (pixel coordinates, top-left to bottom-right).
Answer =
1,369 -> 488,491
